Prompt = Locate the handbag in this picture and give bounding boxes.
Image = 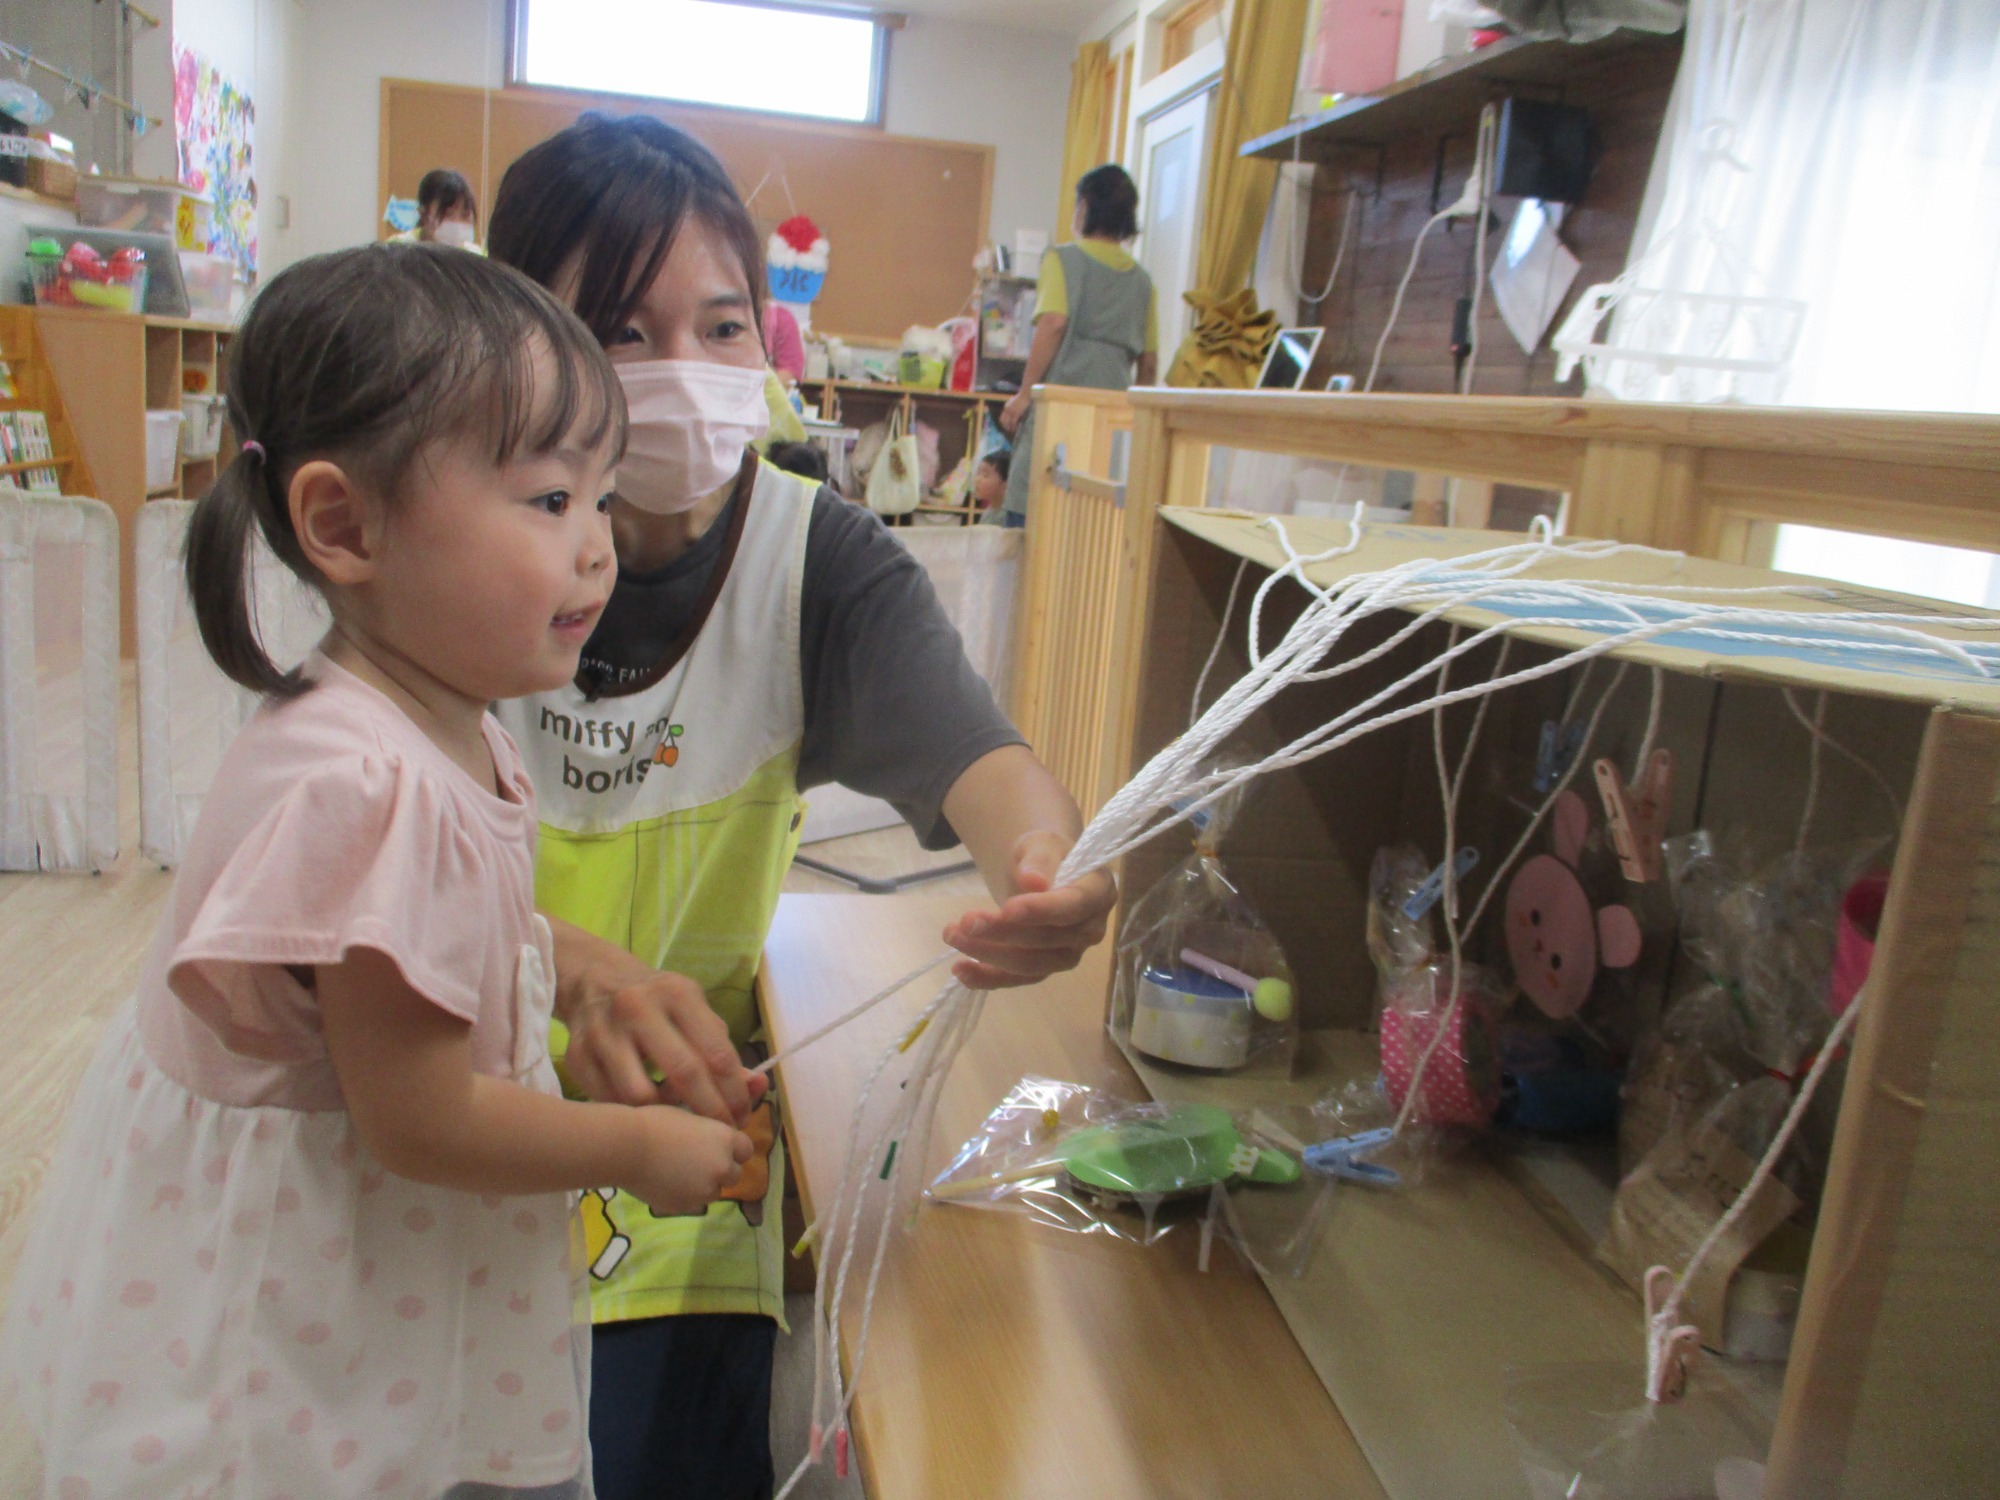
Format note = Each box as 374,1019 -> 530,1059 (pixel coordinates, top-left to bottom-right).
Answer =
865,403 -> 922,516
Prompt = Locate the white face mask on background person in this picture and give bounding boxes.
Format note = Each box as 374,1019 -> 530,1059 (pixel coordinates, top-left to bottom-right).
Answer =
435,219 -> 476,248
613,359 -> 771,514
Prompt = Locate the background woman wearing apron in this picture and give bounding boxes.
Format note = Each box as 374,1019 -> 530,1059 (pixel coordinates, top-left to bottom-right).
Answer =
486,113 -> 1118,1500
997,165 -> 1159,526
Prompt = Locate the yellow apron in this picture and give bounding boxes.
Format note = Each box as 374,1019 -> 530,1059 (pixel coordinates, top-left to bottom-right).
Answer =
497,460 -> 814,1325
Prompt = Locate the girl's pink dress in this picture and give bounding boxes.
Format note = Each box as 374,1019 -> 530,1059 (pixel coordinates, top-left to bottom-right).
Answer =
2,657 -> 591,1499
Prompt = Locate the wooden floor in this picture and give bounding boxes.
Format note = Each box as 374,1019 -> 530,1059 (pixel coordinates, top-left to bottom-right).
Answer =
0,669 -> 987,1486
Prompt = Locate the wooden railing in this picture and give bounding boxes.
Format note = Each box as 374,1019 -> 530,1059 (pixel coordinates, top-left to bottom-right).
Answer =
1006,387 -> 1143,820
1009,385 -> 2000,817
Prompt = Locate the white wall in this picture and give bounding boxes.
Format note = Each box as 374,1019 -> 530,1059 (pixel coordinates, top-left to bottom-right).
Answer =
278,1 -> 1070,269
287,0 -> 505,270
884,17 -> 1074,248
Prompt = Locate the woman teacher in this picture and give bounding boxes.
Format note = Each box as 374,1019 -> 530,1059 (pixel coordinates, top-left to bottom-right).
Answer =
997,164 -> 1158,526
487,113 -> 1116,1500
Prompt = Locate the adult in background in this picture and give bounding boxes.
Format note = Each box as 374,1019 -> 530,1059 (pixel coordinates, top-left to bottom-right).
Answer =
394,167 -> 484,253
996,165 -> 1158,527
486,112 -> 1116,1500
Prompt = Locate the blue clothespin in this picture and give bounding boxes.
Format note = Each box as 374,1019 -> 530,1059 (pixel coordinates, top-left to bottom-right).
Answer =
1402,846 -> 1479,922
1302,1127 -> 1401,1187
1170,792 -> 1213,833
1535,720 -> 1588,793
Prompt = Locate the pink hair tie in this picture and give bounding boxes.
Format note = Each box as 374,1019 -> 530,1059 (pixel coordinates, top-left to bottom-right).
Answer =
240,440 -> 265,461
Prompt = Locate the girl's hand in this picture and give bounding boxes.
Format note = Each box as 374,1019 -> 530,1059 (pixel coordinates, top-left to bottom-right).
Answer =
620,1106 -> 754,1218
941,830 -> 1115,989
551,919 -> 765,1126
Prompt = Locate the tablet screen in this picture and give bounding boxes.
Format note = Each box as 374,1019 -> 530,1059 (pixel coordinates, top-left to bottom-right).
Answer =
1259,329 -> 1321,390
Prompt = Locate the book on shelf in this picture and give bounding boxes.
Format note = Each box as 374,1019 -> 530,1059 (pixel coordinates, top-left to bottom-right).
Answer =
0,410 -> 61,493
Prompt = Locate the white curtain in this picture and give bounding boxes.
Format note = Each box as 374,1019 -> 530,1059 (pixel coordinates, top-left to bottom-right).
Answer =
1618,0 -> 2000,411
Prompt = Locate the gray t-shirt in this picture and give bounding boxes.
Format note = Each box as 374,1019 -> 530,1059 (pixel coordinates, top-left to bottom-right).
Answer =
576,487 -> 1023,848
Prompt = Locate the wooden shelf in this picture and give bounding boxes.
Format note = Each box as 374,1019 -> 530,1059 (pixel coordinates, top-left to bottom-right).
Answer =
0,180 -> 77,213
0,455 -> 75,477
1242,29 -> 1681,161
799,377 -> 1004,402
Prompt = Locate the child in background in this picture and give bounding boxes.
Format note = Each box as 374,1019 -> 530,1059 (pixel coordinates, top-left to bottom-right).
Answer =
972,448 -> 1010,519
764,439 -> 830,485
0,245 -> 756,1498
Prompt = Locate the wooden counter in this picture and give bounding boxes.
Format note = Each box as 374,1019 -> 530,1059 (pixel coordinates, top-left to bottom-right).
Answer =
763,893 -> 1384,1500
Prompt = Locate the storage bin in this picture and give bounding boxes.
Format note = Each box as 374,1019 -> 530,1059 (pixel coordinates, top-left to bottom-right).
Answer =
76,177 -> 212,251
181,395 -> 226,460
145,410 -> 184,493
27,238 -> 148,313
179,252 -> 236,325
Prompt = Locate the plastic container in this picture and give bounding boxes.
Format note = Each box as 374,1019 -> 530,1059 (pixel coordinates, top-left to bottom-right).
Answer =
76,177 -> 212,251
181,395 -> 227,460
30,240 -> 147,313
145,410 -> 185,493
179,251 -> 236,325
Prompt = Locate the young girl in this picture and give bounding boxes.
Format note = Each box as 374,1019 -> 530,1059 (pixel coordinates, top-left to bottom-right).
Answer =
0,244 -> 756,1499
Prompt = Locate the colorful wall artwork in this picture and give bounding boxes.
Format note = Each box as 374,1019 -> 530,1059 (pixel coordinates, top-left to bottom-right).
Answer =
172,46 -> 255,280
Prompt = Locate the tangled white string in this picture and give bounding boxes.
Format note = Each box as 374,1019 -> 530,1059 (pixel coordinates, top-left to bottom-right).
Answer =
773,510 -> 1991,1490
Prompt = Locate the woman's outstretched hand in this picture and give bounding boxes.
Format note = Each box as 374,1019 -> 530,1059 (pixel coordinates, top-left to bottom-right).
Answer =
550,918 -> 766,1126
941,830 -> 1114,990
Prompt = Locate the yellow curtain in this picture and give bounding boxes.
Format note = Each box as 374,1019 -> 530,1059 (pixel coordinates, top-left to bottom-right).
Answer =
1056,41 -> 1111,244
1190,0 -> 1313,297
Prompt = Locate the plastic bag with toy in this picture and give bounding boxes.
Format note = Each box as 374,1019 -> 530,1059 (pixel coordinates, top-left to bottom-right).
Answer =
1364,844 -> 1507,1135
928,1076 -> 1332,1277
1109,780 -> 1299,1077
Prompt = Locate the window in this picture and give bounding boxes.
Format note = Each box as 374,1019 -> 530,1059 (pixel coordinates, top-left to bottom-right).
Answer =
1159,0 -> 1225,74
512,0 -> 887,125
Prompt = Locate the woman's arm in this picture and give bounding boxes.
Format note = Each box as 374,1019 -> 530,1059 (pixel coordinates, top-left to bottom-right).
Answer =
546,915 -> 761,1123
1135,351 -> 1158,386
319,947 -> 751,1215
999,313 -> 1069,436
938,744 -> 1116,990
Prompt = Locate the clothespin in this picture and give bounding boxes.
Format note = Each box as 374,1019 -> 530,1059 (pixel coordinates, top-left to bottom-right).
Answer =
1644,1265 -> 1701,1403
1535,719 -> 1588,793
1301,1127 -> 1400,1187
1402,846 -> 1480,922
1595,749 -> 1672,883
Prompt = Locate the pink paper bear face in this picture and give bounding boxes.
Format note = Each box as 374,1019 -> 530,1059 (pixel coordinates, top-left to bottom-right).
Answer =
1505,792 -> 1642,1018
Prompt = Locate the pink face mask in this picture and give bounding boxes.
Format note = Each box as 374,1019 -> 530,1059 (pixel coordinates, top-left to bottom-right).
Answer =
613,360 -> 771,514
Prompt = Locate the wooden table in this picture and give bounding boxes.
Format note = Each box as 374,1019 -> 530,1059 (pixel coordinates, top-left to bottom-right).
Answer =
763,893 -> 1384,1500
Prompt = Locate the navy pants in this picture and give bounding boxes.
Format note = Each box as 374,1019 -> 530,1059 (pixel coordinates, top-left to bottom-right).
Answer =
590,1314 -> 777,1500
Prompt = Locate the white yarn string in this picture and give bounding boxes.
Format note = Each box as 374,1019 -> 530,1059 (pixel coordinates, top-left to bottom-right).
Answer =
1646,991 -> 1864,1403
1795,690 -> 1828,853
1192,558 -> 1252,726
1635,667 -> 1665,776
751,951 -> 954,1078
772,521 -> 1984,1477
1784,687 -> 1904,826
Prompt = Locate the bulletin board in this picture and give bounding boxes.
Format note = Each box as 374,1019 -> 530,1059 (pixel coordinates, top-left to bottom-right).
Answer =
379,79 -> 995,341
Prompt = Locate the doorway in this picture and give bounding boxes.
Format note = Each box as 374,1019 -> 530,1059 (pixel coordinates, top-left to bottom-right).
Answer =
1135,86 -> 1211,358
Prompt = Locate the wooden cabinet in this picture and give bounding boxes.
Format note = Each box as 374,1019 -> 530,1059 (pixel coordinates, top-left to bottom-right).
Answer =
33,308 -> 235,654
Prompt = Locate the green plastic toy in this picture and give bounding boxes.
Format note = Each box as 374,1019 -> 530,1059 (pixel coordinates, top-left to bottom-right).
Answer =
934,1103 -> 1299,1203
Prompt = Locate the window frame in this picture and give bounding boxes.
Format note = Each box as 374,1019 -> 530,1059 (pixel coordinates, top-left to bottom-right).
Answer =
507,0 -> 895,128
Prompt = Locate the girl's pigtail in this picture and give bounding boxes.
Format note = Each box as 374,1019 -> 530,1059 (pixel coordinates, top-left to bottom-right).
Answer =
184,445 -> 304,699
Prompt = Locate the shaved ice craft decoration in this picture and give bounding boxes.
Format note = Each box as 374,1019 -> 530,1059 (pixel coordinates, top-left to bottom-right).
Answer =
768,215 -> 829,306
